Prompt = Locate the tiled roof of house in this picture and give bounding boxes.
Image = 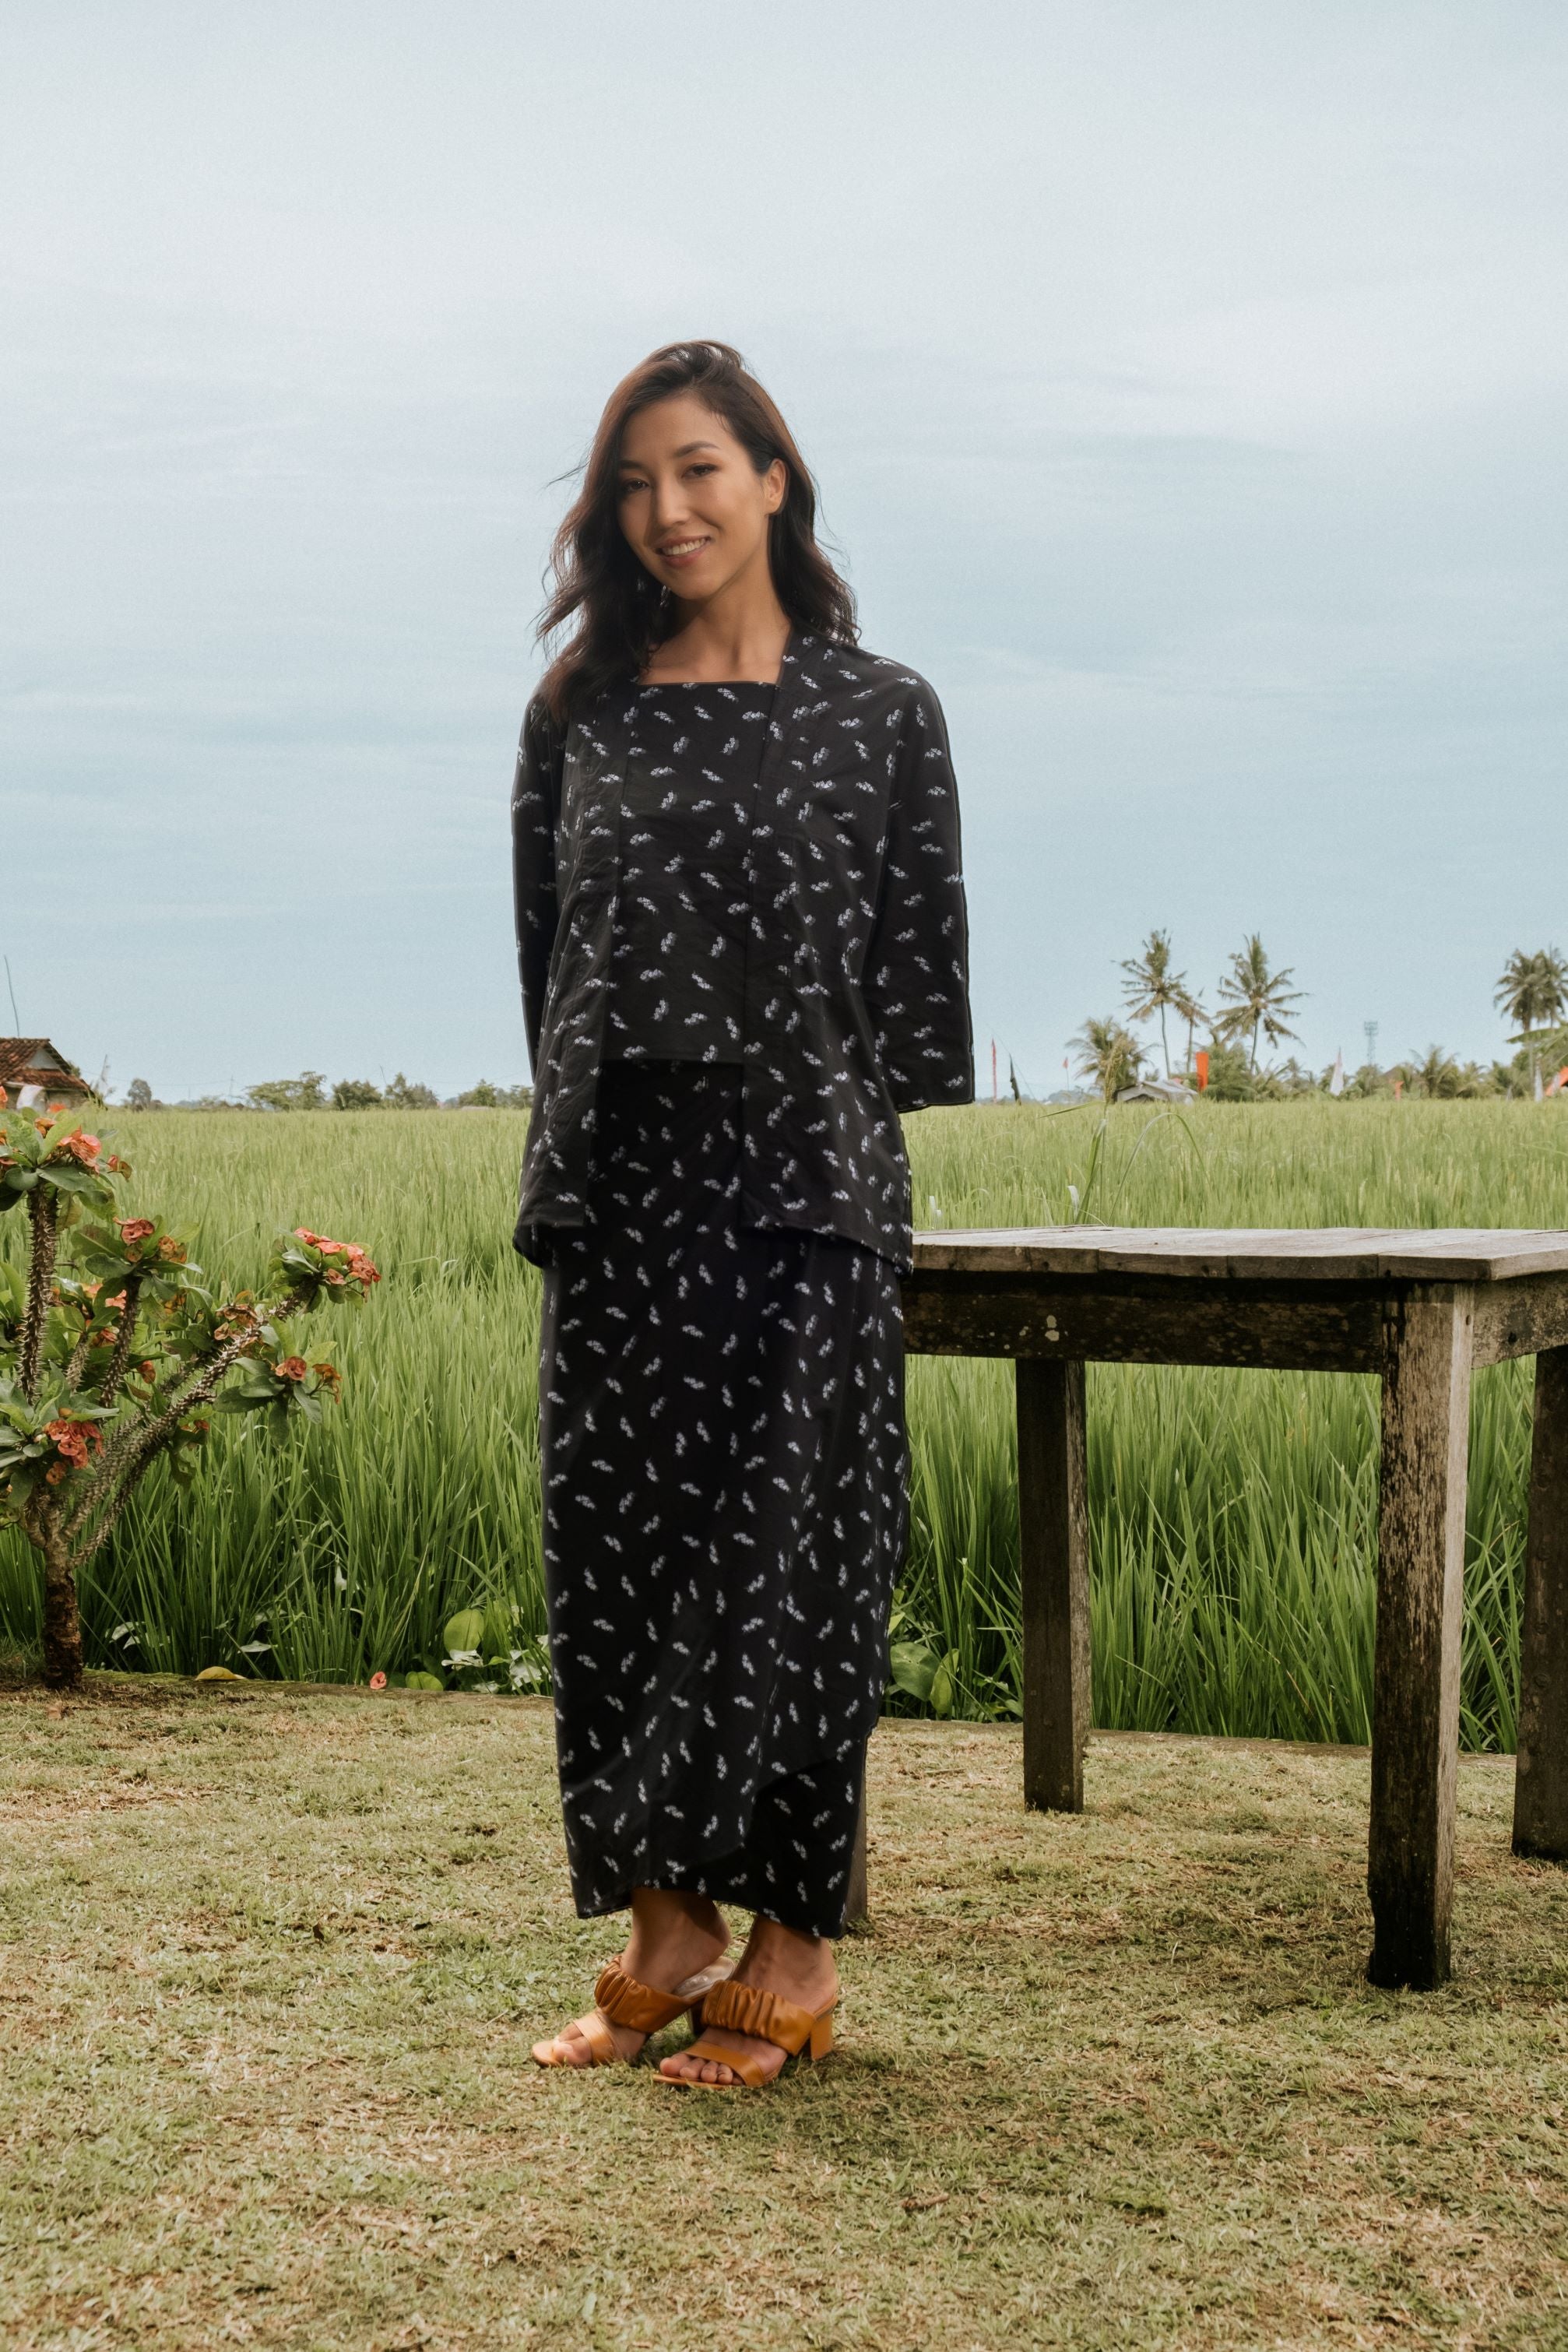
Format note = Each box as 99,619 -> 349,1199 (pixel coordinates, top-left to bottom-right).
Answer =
0,1039 -> 91,1095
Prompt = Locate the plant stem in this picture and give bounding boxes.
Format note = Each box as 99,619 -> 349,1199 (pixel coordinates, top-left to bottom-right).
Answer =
34,1499 -> 83,1691
68,1297 -> 309,1562
98,1275 -> 144,1406
19,1187 -> 59,1402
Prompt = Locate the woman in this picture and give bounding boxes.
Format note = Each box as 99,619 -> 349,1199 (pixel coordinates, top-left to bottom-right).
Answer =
515,340 -> 971,2087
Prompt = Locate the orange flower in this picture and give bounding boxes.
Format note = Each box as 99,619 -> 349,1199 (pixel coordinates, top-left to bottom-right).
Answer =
273,1356 -> 308,1383
157,1236 -> 186,1263
118,1218 -> 156,1245
369,1672 -> 388,1692
44,1418 -> 103,1468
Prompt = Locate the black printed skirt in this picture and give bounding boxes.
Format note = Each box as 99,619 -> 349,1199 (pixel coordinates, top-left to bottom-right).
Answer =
536,1062 -> 907,1935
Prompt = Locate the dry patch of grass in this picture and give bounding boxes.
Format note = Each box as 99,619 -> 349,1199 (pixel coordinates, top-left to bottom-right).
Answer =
2,1681 -> 1566,2349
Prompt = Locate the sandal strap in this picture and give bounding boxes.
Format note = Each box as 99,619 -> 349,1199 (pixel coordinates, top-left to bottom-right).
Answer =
573,2008 -> 622,2065
592,1961 -> 697,2035
681,2033 -> 772,2088
698,1979 -> 828,2055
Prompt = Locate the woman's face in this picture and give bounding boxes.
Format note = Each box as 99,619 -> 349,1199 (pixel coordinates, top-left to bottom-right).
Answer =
617,393 -> 786,604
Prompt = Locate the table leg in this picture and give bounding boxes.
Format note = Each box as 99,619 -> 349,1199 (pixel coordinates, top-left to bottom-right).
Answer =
1368,1287 -> 1471,1989
1017,1355 -> 1091,1811
1514,1347 -> 1568,1859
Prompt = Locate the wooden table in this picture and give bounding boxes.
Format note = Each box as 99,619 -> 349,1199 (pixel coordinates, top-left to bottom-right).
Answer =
888,1226 -> 1568,1989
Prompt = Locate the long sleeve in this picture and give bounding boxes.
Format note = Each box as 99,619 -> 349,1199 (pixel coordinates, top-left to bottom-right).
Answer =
863,680 -> 974,1113
511,694 -> 564,1075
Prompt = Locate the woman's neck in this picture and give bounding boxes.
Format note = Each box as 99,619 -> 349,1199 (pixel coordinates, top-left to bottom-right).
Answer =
642,570 -> 791,686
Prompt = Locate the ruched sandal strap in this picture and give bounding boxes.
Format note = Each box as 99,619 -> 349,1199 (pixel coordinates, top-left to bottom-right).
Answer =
533,1953 -> 737,2069
666,1979 -> 839,2088
592,1961 -> 695,2036
698,1978 -> 821,2054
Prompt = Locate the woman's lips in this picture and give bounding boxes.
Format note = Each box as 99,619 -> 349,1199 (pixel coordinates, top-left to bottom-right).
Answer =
657,536 -> 711,568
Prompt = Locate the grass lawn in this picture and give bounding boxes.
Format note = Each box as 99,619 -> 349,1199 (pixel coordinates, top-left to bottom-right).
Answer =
4,1681 -> 1567,2350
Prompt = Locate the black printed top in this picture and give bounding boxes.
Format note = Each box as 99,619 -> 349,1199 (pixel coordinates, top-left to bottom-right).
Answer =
510,630 -> 973,1271
605,683 -> 775,1066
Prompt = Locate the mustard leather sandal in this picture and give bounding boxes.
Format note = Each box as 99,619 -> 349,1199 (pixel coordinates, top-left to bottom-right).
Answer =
531,1955 -> 734,2069
662,1978 -> 838,2088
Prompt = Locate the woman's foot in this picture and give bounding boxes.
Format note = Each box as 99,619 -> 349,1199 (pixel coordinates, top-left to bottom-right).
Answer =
658,1915 -> 838,2086
535,1889 -> 731,2067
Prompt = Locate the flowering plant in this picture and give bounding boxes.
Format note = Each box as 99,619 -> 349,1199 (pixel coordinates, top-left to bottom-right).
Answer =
0,1093 -> 380,1689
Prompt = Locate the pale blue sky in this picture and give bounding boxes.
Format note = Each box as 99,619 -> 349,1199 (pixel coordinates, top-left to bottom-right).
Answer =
3,2 -> 1565,1099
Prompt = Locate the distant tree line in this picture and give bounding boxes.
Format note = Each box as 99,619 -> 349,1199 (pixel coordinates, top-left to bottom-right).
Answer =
1066,935 -> 1568,1104
120,1072 -> 533,1113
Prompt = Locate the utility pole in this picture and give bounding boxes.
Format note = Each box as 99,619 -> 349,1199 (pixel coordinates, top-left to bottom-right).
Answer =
1363,1020 -> 1379,1070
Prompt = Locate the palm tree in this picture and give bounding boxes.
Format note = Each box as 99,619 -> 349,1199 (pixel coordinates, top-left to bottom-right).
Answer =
1410,1043 -> 1461,1100
1120,930 -> 1190,1078
1175,982 -> 1208,1081
1495,947 -> 1568,1036
1214,935 -> 1304,1073
1069,1015 -> 1144,1102
1495,947 -> 1568,1091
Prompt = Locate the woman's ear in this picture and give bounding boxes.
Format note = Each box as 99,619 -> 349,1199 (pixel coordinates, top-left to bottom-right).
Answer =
763,458 -> 788,515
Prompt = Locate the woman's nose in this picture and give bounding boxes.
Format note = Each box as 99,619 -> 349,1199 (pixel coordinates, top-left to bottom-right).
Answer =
649,474 -> 689,531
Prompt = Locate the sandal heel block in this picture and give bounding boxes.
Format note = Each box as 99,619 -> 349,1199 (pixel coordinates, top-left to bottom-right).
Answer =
531,1952 -> 734,2069
666,1978 -> 839,2090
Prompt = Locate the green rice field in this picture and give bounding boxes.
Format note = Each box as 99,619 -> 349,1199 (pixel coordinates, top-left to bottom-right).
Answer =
5,1098 -> 1568,1748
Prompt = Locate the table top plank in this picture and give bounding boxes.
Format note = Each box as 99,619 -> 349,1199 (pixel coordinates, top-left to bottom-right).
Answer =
909,1227 -> 1568,1283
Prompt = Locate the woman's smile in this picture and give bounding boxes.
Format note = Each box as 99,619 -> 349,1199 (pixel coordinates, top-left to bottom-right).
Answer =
656,533 -> 713,568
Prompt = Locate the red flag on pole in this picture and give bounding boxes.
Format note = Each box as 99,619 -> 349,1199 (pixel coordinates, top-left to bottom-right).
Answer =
1194,1049 -> 1209,1093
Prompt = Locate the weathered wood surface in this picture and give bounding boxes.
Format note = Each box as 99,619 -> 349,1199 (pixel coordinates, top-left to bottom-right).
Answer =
1470,1274 -> 1568,1366
912,1227 -> 1568,1284
1367,1287 -> 1472,1989
904,1271 -> 1385,1372
1514,1348 -> 1568,1860
1018,1358 -> 1091,1810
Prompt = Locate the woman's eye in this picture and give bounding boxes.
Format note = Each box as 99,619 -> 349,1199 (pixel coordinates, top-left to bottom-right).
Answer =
686,463 -> 717,478
618,477 -> 649,496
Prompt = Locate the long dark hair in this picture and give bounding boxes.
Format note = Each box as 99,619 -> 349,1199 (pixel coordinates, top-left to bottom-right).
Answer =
536,340 -> 857,719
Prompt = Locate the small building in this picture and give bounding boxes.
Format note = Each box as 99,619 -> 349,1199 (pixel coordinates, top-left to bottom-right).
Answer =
1115,1077 -> 1197,1106
0,1039 -> 93,1106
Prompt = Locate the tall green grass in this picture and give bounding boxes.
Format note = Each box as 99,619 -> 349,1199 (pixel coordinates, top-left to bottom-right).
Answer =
5,1098 -> 1566,1746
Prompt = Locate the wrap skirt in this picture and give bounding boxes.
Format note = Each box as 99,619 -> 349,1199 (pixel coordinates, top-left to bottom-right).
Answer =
536,1062 -> 906,1935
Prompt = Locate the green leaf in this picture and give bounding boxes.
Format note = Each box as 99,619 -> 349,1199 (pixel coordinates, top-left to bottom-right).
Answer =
888,1640 -> 938,1703
404,1671 -> 445,1692
930,1653 -> 958,1719
443,1607 -> 486,1655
